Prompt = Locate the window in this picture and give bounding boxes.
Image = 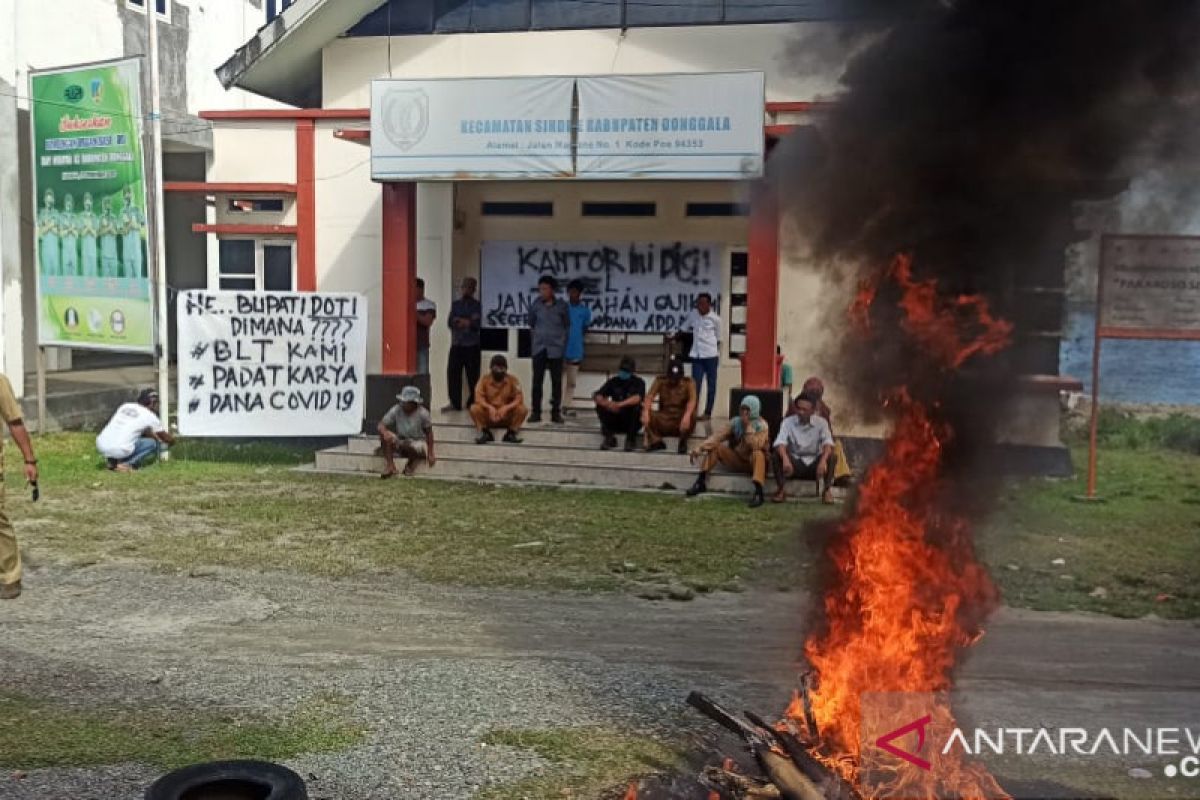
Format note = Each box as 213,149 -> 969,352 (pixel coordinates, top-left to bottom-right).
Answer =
481,201 -> 554,216
686,202 -> 749,217
266,0 -> 296,23
127,0 -> 170,20
581,201 -> 656,217
217,240 -> 294,292
227,198 -> 286,213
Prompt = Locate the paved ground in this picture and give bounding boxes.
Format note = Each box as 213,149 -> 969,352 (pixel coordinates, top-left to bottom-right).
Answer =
2,563 -> 1198,799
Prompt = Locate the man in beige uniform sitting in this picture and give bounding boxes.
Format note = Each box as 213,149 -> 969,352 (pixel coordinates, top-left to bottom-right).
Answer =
1,373 -> 39,600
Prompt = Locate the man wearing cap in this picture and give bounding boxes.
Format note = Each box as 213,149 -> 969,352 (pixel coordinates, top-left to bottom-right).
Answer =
96,389 -> 175,472
378,386 -> 436,477
1,372 -> 39,600
642,359 -> 697,454
470,355 -> 527,445
592,356 -> 645,451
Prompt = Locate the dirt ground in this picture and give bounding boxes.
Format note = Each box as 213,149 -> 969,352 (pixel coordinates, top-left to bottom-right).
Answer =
2,562 -> 1199,799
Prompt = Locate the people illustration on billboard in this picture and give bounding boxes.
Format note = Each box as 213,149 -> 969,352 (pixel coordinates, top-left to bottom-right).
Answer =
98,196 -> 120,278
38,189 -> 60,277
60,194 -> 79,276
79,192 -> 99,278
120,185 -> 146,278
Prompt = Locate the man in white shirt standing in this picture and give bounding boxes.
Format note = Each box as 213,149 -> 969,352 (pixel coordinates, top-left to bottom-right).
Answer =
678,293 -> 721,420
96,389 -> 176,472
771,393 -> 836,504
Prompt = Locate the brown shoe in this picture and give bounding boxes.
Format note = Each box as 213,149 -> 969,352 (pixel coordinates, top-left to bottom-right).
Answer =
0,581 -> 22,600
771,489 -> 788,504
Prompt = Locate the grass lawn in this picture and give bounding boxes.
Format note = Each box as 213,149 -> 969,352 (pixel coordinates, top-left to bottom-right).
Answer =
0,692 -> 361,771
7,418 -> 1199,617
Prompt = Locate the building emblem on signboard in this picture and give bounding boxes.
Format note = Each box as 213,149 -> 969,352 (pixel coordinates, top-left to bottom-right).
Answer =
381,89 -> 429,152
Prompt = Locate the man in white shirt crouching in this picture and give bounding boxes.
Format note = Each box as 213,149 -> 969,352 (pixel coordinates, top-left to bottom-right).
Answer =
771,393 -> 836,504
96,389 -> 176,472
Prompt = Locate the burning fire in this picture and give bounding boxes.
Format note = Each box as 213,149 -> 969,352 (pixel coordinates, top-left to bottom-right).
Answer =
788,254 -> 1012,798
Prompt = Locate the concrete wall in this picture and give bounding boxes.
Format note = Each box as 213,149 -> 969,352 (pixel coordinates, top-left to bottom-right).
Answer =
1061,173 -> 1200,406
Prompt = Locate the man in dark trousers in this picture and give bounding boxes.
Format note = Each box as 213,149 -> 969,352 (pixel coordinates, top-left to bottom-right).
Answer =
593,356 -> 646,451
444,277 -> 482,412
527,275 -> 569,424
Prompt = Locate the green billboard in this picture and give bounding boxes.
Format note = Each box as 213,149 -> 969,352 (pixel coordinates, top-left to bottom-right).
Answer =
30,58 -> 154,352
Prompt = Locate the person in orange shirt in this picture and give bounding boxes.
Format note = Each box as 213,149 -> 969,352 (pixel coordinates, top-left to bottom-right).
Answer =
470,355 -> 528,444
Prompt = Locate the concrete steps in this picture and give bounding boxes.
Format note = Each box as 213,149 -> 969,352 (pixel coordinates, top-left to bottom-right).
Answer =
313,411 -> 844,498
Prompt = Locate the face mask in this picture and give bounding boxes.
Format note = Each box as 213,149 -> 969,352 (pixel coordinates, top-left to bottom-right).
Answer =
617,370 -> 631,380
492,370 -> 506,381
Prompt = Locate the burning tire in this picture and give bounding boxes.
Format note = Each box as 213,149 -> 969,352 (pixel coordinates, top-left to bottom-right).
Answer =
144,760 -> 308,800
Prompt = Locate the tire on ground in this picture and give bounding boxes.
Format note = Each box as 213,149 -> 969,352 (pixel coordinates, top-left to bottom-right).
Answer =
144,760 -> 308,800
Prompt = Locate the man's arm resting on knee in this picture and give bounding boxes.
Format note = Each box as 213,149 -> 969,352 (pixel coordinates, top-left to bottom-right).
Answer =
774,444 -> 793,476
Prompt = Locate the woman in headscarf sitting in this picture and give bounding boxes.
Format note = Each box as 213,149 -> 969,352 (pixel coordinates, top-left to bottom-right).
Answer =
685,394 -> 771,507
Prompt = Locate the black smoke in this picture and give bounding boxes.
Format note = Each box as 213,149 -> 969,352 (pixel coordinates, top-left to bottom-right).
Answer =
774,0 -> 1200,449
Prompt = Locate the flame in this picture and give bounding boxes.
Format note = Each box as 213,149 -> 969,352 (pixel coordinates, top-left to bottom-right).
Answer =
788,254 -> 1011,798
623,782 -> 639,800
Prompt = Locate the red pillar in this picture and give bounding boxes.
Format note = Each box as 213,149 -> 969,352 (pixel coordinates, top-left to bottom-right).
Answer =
743,182 -> 779,389
294,119 -> 317,291
381,182 -> 417,375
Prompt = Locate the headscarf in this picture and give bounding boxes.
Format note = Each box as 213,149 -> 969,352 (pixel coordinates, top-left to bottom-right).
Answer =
732,394 -> 768,438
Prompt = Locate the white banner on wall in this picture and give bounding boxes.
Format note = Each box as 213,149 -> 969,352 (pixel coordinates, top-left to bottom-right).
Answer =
481,240 -> 723,333
370,72 -> 765,181
576,72 -> 765,180
371,76 -> 574,180
177,290 -> 368,436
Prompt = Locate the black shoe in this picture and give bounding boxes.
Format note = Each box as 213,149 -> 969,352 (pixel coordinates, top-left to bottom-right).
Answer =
748,483 -> 765,508
601,434 -> 618,450
551,411 -> 565,424
677,439 -> 689,455
475,430 -> 495,445
503,431 -> 523,444
686,476 -> 707,497
529,412 -> 542,424
646,441 -> 667,452
624,434 -> 637,452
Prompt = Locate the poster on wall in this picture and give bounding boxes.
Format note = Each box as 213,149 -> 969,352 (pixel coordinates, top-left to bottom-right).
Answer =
1098,235 -> 1200,338
576,72 -> 765,180
176,291 -> 368,436
480,240 -> 723,334
30,58 -> 154,352
371,76 -> 574,180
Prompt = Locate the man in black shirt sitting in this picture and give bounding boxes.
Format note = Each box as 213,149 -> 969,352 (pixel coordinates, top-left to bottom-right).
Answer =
593,356 -> 646,452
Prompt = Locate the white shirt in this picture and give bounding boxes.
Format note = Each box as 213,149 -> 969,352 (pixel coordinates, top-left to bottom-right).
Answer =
683,310 -> 721,359
774,414 -> 834,466
96,403 -> 165,459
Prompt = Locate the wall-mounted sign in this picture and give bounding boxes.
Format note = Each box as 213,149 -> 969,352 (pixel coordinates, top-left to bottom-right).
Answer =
1099,235 -> 1200,339
480,240 -> 723,333
370,72 -> 765,181
576,72 -> 765,179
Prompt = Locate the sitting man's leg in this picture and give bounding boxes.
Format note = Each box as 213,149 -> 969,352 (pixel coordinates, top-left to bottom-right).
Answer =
396,439 -> 426,476
716,445 -> 765,507
685,445 -> 724,496
618,406 -> 642,452
501,404 -> 527,443
114,436 -> 159,472
677,415 -> 695,455
645,412 -> 679,452
770,447 -> 793,502
380,431 -> 401,477
596,406 -> 620,450
469,403 -> 495,444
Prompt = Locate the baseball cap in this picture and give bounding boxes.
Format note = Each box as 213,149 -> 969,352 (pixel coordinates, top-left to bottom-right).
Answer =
137,388 -> 159,406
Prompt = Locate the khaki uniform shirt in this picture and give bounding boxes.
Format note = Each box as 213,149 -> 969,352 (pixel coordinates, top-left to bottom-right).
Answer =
0,374 -> 25,475
702,420 -> 770,458
474,374 -> 524,408
647,376 -> 696,419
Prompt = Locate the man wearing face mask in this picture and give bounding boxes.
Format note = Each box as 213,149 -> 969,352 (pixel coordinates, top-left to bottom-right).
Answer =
592,356 -> 645,452
642,358 -> 697,454
686,395 -> 770,508
469,355 -> 527,444
772,393 -> 836,504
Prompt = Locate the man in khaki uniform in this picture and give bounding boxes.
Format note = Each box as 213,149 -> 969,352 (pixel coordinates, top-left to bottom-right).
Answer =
642,359 -> 697,454
470,354 -> 527,444
1,373 -> 39,599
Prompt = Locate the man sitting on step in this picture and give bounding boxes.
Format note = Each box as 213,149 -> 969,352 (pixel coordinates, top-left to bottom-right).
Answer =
642,358 -> 697,454
378,386 -> 436,478
593,356 -> 645,452
686,395 -> 771,508
771,393 -> 836,504
470,354 -> 527,445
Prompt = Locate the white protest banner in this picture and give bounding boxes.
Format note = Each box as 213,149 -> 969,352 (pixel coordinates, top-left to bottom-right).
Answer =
480,240 -> 723,333
1099,235 -> 1200,339
177,290 -> 368,436
371,76 -> 574,180
576,72 -> 764,180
